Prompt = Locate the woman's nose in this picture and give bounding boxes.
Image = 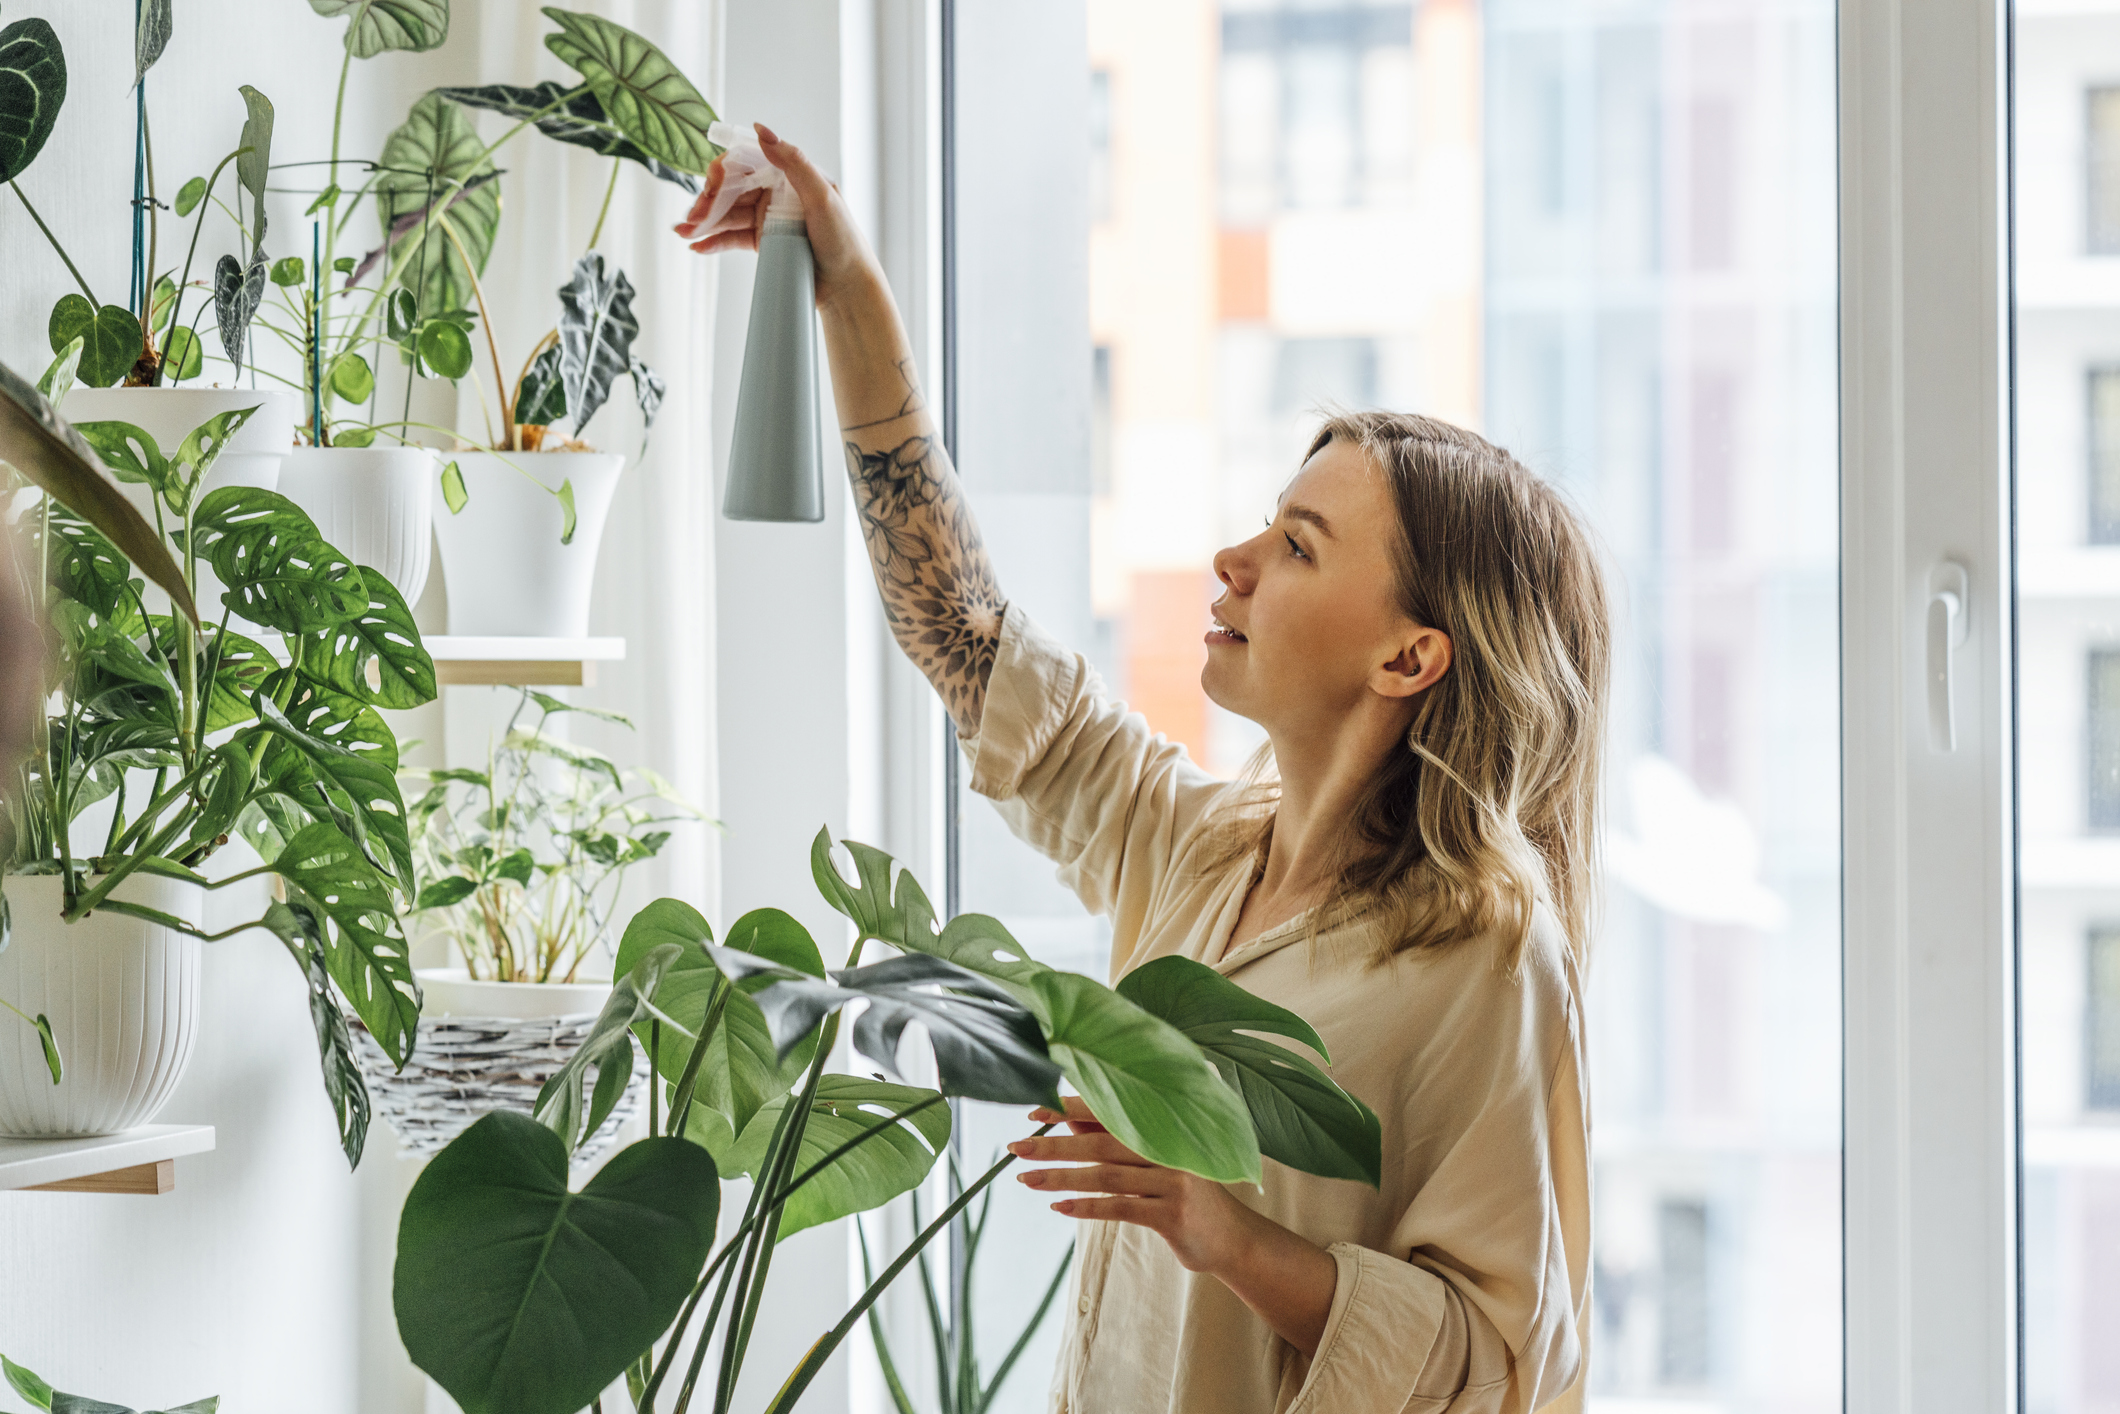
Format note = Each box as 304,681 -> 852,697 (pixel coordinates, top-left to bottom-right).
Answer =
1213,540 -> 1257,594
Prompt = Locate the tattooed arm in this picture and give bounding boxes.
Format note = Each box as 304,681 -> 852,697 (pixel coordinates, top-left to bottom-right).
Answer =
678,125 -> 1006,734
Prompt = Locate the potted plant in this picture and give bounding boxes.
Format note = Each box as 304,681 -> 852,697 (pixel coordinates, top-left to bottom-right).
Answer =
416,6 -> 714,637
352,687 -> 699,1159
0,361 -> 435,1167
392,830 -> 1387,1414
0,11 -> 303,510
4,1350 -> 215,1414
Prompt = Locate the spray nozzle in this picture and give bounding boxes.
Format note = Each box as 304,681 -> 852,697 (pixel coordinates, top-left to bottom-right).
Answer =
689,121 -> 804,240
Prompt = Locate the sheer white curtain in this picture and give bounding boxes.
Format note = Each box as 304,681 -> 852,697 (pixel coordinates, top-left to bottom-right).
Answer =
451,0 -> 726,922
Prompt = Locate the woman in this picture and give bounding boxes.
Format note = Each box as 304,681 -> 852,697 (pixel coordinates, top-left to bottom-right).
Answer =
683,127 -> 1603,1414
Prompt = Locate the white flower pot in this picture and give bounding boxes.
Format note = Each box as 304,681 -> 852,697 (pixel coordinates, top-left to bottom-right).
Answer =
416,968 -> 611,1021
433,451 -> 626,637
60,387 -> 300,502
277,446 -> 436,605
0,872 -> 205,1137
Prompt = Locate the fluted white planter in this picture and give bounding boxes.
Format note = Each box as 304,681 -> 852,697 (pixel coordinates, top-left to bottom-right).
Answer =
61,387 -> 300,500
433,451 -> 626,637
0,872 -> 204,1137
277,446 -> 436,605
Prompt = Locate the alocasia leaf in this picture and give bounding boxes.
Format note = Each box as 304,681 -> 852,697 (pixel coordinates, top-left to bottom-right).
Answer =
556,254 -> 639,435
134,0 -> 173,84
513,341 -> 566,427
375,93 -> 499,318
210,252 -> 266,376
309,0 -> 450,59
0,16 -> 66,182
437,81 -> 701,191
235,85 -> 274,252
541,8 -> 720,176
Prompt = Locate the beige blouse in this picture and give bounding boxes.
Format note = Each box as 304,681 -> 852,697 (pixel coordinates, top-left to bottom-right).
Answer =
962,607 -> 1591,1414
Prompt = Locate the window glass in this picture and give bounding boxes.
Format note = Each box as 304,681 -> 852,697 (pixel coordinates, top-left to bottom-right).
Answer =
2018,11 -> 2120,1413
951,3 -> 1840,1408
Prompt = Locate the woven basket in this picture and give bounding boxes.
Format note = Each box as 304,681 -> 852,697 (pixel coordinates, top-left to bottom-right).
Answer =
348,1012 -> 648,1163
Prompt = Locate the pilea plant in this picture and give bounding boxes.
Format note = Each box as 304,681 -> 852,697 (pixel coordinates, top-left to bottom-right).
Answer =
0,365 -> 438,1167
392,829 -> 1386,1414
403,686 -> 700,985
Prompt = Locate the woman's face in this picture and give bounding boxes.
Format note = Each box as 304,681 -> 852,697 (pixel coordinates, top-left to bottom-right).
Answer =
1204,438 -> 1445,735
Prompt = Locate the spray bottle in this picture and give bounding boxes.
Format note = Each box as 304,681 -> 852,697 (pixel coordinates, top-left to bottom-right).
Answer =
701,121 -> 824,523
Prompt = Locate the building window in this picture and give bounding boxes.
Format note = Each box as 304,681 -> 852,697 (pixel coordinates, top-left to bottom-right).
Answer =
1089,68 -> 1113,223
2092,650 -> 2120,830
2089,927 -> 2120,1110
2090,85 -> 2120,254
1272,336 -> 1377,414
1090,345 -> 1113,497
2090,366 -> 2120,543
1657,1197 -> 1711,1386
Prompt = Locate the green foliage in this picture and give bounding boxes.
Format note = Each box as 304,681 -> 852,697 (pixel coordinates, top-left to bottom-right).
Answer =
0,16 -> 66,183
394,1112 -> 717,1414
134,0 -> 173,85
417,320 -> 473,380
512,342 -> 566,428
210,252 -> 265,375
329,350 -> 374,403
531,943 -> 681,1151
439,459 -> 468,513
437,80 -> 702,191
555,253 -> 644,435
160,326 -> 203,382
271,256 -> 307,288
556,477 -> 577,544
193,486 -> 368,632
728,1076 -> 949,1238
174,175 -> 206,218
375,93 -> 499,318
309,0 -> 451,59
47,297 -> 144,390
542,8 -> 720,176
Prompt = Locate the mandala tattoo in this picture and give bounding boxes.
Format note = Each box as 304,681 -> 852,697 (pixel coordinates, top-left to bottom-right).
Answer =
843,429 -> 1006,733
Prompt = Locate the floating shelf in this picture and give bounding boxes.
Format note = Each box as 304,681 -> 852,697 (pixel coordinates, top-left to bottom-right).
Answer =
0,1124 -> 215,1195
426,636 -> 626,688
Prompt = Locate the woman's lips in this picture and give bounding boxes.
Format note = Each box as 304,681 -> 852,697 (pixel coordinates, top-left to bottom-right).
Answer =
1206,619 -> 1248,647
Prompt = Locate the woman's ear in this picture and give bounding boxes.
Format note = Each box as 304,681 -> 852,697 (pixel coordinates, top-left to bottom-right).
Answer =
1373,624 -> 1452,699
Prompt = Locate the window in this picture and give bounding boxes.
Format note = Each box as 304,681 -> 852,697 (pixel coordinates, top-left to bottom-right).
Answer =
2089,85 -> 2120,254
2089,365 -> 2120,543
1089,68 -> 1113,224
2089,926 -> 2120,1110
1656,1197 -> 1713,1388
2090,649 -> 2120,831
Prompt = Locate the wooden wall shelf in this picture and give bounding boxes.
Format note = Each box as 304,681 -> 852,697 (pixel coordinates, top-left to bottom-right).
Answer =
427,636 -> 627,687
0,1124 -> 215,1195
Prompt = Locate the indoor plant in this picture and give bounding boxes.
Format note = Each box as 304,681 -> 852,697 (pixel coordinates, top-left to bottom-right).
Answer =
0,366 -> 435,1166
347,687 -> 699,1158
392,829 -> 1386,1414
3,1350 -> 215,1414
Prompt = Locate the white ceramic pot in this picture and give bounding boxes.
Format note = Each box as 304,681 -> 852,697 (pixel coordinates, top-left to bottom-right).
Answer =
415,968 -> 611,1021
61,387 -> 299,501
433,451 -> 626,637
277,446 -> 436,605
0,872 -> 204,1137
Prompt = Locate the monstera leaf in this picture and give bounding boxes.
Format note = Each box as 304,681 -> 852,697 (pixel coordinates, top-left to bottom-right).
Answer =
395,1112 -> 717,1414
0,15 -> 65,182
542,8 -> 720,176
555,254 -> 639,435
727,1076 -> 950,1239
310,0 -> 450,59
437,81 -> 700,191
265,821 -> 421,1070
193,487 -> 367,634
532,944 -> 682,1151
298,572 -> 437,710
257,899 -> 373,1169
375,93 -> 500,317
811,826 -> 943,952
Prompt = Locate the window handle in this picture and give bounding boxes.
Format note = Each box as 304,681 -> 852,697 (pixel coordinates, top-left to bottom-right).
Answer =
1927,560 -> 1970,752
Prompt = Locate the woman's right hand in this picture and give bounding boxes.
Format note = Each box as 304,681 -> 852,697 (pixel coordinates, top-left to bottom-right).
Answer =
674,123 -> 883,314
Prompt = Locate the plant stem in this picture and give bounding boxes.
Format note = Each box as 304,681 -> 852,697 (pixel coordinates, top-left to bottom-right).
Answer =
665,979 -> 731,1137
143,101 -> 160,329
649,1018 -> 661,1137
586,156 -> 621,251
10,182 -> 99,305
438,218 -> 513,450
164,147 -> 249,387
325,42 -> 353,281
758,1132 -> 1055,1414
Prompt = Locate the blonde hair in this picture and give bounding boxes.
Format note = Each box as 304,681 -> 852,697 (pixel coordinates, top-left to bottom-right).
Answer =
1202,411 -> 1611,972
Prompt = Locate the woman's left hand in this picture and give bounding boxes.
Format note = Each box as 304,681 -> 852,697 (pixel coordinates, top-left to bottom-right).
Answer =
1009,1096 -> 1260,1274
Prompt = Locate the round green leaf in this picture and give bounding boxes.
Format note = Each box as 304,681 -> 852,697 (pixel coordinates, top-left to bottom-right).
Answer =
329,350 -> 375,403
162,324 -> 205,382
330,425 -> 377,448
395,1113 -> 717,1414
0,17 -> 67,183
418,320 -> 473,380
271,256 -> 307,288
48,297 -> 145,389
376,93 -> 498,319
726,1076 -> 950,1238
175,175 -> 208,217
541,8 -> 719,176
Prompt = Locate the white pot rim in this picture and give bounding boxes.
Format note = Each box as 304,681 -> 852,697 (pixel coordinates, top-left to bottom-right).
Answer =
416,967 -> 614,1022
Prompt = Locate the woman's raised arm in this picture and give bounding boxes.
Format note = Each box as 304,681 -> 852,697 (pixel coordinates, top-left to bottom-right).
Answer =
679,126 -> 1006,735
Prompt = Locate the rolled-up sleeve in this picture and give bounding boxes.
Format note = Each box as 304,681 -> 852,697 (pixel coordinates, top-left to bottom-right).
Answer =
961,605 -> 1228,926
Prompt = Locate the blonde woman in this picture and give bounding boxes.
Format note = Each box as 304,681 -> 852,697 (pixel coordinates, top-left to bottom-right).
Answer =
683,128 -> 1602,1414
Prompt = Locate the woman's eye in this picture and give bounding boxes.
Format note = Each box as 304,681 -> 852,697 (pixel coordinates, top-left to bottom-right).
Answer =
1284,531 -> 1308,561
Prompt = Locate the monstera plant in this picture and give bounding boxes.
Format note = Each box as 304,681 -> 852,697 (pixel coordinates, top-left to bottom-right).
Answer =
0,360 -> 436,1166
393,829 -> 1384,1414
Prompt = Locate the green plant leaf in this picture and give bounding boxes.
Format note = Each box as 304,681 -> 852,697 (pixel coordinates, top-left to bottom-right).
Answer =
271,256 -> 307,288
394,1112 -> 716,1414
148,274 -> 178,341
329,350 -> 374,403
729,1076 -> 949,1238
260,669 -> 399,772
170,404 -> 262,512
329,424 -> 376,449
616,901 -> 820,1163
552,477 -> 577,544
70,419 -> 170,493
0,16 -> 66,183
210,252 -> 266,376
437,81 -> 702,191
512,342 -> 565,428
174,176 -> 206,218
710,947 -> 1065,1108
417,320 -> 472,380
250,693 -> 416,893
192,627 -> 276,731
161,325 -> 203,382
375,93 -> 499,319
542,8 -> 719,176
1029,970 -> 1262,1185
555,253 -> 639,435
265,822 -> 421,1067
310,0 -> 450,58
29,1012 -> 60,1084
439,459 -> 468,513
37,335 -> 82,404
194,486 -> 368,633
532,943 -> 680,1151
262,901 -> 373,1168
298,570 -> 436,710
810,828 -> 944,952
631,356 -> 664,436
415,876 -> 476,910
47,297 -> 144,389
2,1353 -> 53,1410
308,184 -> 343,217
235,86 -> 274,251
1116,955 -> 1383,1185
135,0 -> 173,84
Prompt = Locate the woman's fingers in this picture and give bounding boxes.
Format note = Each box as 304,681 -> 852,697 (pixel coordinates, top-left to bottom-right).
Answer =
756,123 -> 837,213
1017,1162 -> 1170,1197
1049,1195 -> 1160,1227
1008,1131 -> 1134,1165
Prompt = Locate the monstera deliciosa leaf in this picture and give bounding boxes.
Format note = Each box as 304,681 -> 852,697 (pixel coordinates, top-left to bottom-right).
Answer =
376,92 -> 500,317
395,1111 -> 717,1414
0,15 -> 65,183
437,80 -> 700,191
310,0 -> 450,59
542,7 -> 720,176
727,1075 -> 950,1239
